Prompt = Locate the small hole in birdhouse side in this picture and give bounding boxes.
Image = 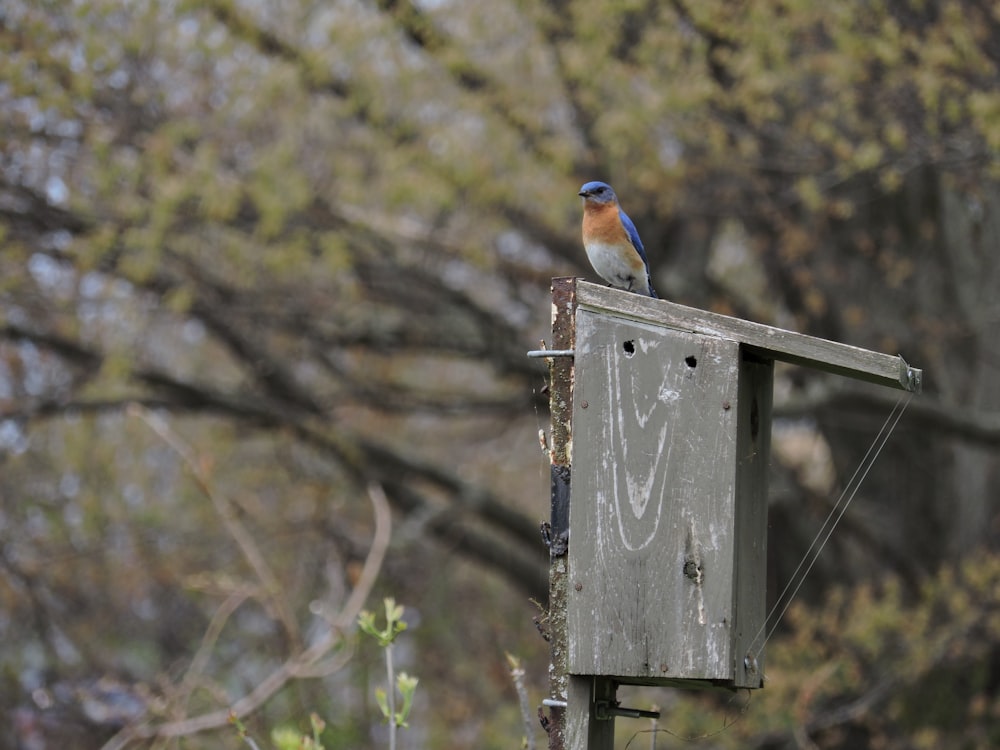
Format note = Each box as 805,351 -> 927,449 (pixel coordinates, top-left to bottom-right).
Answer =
623,340 -> 635,357
685,355 -> 697,368
683,557 -> 703,585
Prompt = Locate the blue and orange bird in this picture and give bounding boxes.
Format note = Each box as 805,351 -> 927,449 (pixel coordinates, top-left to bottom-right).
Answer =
578,181 -> 658,298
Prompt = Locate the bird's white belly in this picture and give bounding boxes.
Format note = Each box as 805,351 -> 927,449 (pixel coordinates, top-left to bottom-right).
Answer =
584,241 -> 642,290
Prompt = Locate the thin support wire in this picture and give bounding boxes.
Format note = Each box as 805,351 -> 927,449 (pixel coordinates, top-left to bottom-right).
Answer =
746,392 -> 913,661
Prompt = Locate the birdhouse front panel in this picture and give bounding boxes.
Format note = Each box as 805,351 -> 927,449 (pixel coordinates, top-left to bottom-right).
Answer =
566,309 -> 768,687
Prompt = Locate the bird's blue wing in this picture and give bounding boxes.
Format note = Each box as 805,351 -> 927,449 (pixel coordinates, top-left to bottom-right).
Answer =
618,208 -> 649,264
620,207 -> 658,298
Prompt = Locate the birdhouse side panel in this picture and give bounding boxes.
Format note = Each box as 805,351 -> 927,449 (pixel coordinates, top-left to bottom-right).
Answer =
730,353 -> 773,688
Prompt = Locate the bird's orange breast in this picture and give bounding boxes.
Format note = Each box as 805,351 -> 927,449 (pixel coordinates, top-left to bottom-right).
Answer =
582,203 -> 629,245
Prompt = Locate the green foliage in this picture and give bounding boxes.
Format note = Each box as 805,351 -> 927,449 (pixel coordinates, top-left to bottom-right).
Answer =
375,672 -> 418,731
272,713 -> 328,750
358,598 -> 408,650
359,598 -> 419,743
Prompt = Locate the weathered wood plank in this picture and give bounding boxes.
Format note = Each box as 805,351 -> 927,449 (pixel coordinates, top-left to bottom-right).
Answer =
731,354 -> 772,688
576,281 -> 923,393
567,310 -> 747,683
565,677 -> 615,750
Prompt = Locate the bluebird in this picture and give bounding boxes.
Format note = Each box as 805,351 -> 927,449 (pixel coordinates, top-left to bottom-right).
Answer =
578,181 -> 657,298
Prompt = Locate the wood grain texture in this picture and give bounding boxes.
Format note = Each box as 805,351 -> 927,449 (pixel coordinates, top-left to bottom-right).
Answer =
576,281 -> 922,393
567,310 -> 755,684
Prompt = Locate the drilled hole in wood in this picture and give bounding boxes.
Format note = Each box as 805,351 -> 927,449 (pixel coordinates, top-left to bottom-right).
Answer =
685,355 -> 698,368
623,340 -> 635,357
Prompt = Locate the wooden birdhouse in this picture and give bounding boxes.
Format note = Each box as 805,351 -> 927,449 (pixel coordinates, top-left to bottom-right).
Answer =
550,279 -> 921,691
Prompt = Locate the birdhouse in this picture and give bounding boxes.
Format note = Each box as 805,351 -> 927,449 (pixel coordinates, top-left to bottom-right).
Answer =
560,280 -> 921,689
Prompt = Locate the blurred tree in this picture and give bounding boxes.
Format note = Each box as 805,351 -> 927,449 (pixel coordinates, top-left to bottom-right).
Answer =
1,0 -> 999,747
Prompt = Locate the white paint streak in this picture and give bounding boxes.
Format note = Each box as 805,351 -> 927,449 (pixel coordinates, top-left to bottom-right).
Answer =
603,341 -> 676,551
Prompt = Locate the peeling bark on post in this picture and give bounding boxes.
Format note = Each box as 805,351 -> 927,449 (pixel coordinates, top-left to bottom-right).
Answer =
546,277 -> 576,750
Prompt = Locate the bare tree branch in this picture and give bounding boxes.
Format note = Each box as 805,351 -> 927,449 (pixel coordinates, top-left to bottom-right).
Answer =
775,386 -> 1000,447
98,482 -> 391,750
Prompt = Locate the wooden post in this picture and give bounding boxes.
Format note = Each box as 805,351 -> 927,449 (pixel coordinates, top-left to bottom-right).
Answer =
546,279 -> 620,750
567,676 -> 616,748
544,277 -> 576,750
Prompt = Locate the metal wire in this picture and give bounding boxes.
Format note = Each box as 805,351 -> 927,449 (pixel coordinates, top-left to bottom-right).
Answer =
746,391 -> 914,662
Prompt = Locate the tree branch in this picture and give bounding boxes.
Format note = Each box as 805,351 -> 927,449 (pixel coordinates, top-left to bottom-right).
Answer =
775,386 -> 1000,446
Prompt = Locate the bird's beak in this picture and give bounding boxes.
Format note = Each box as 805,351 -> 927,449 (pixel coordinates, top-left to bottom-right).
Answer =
578,190 -> 588,198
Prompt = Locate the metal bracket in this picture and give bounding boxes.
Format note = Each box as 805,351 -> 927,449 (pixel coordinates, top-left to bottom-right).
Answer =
898,355 -> 922,393
527,349 -> 575,358
594,701 -> 661,721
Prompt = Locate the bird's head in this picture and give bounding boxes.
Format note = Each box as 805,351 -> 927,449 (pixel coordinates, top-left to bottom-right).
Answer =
578,181 -> 617,205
